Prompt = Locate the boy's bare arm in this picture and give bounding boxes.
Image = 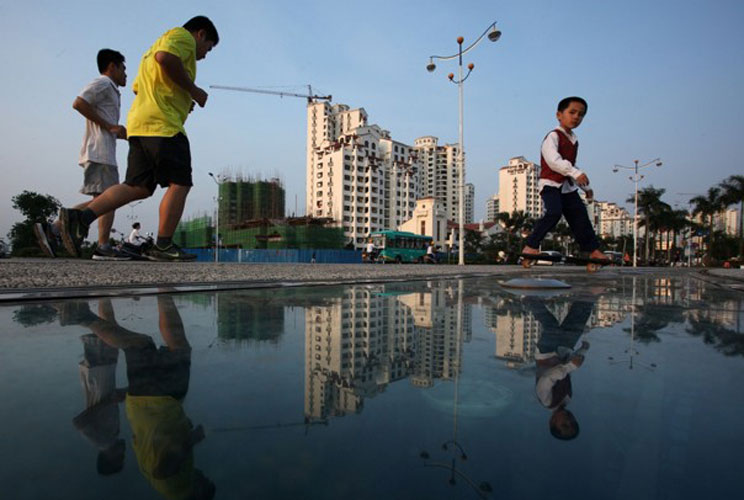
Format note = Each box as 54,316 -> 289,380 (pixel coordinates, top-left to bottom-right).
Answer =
72,97 -> 127,139
154,51 -> 208,107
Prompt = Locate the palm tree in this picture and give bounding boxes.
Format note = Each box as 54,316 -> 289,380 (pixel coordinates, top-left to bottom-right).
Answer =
655,208 -> 690,263
627,186 -> 669,263
690,187 -> 724,259
720,175 -> 744,257
496,211 -> 532,256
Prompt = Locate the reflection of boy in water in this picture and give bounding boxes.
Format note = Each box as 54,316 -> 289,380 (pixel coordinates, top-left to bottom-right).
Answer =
526,299 -> 594,440
61,296 -> 214,499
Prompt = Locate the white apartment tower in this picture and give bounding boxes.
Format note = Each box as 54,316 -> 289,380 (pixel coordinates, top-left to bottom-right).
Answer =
465,183 -> 475,224
497,156 -> 542,219
307,102 -> 419,247
486,194 -> 500,222
413,136 -> 463,222
595,201 -> 633,238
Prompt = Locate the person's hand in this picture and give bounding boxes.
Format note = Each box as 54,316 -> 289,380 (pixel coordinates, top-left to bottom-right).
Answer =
109,125 -> 127,139
584,189 -> 594,202
191,86 -> 208,107
570,354 -> 585,367
581,340 -> 590,350
189,101 -> 195,114
576,173 -> 590,187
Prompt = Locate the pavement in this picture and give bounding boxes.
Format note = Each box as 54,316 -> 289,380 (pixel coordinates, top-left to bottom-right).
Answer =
1,258 -> 742,302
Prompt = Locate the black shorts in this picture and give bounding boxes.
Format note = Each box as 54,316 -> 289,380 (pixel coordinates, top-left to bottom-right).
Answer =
125,133 -> 193,194
125,343 -> 191,399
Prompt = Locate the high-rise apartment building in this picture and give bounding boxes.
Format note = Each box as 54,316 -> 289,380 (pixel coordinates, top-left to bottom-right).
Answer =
413,136 -> 463,222
594,201 -> 632,238
485,194 -> 500,222
497,156 -> 542,219
465,183 -> 474,224
307,102 -> 419,247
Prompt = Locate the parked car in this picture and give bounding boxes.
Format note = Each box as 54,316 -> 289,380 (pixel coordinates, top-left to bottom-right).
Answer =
603,251 -> 623,264
536,250 -> 562,266
0,239 -> 8,258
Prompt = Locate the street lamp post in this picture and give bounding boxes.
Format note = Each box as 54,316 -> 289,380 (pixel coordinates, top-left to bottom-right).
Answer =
612,158 -> 662,267
208,172 -> 222,263
427,22 -> 502,266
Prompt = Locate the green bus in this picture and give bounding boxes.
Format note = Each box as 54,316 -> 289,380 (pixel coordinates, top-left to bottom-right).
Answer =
369,230 -> 433,263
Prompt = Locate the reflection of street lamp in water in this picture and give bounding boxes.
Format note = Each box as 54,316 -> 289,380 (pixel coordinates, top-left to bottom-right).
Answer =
419,280 -> 493,498
608,277 -> 658,370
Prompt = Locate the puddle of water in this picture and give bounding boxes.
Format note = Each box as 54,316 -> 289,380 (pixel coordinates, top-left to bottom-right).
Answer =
0,274 -> 742,499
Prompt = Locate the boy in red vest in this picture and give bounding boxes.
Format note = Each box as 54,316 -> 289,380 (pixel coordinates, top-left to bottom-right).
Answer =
522,97 -> 607,263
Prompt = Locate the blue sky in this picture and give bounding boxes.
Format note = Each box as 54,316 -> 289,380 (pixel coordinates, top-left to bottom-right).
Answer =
1,0 -> 743,242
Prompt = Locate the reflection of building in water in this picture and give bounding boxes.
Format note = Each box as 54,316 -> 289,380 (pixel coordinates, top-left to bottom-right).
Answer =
398,284 -> 471,388
304,283 -> 471,419
590,295 -> 630,327
487,302 -> 540,367
217,293 -> 285,343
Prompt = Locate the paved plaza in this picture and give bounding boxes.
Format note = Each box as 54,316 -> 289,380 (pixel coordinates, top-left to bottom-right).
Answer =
1,258 -> 742,301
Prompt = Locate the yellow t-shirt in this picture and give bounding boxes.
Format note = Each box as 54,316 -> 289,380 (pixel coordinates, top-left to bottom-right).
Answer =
127,27 -> 196,137
126,394 -> 194,499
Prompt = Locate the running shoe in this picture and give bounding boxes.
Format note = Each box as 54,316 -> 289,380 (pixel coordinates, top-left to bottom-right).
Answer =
144,243 -> 197,262
92,245 -> 132,261
59,208 -> 89,258
33,222 -> 58,258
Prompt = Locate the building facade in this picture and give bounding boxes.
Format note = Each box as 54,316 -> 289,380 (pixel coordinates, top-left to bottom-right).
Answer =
497,156 -> 542,219
413,136 -> 463,222
594,201 -> 633,238
486,194 -> 500,222
306,102 -> 419,247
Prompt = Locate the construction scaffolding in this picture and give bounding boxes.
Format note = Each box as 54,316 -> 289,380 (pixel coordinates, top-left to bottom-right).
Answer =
173,213 -> 213,249
218,174 -> 285,226
174,215 -> 344,249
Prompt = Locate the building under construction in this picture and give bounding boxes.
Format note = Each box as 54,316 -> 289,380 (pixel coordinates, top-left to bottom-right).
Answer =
219,174 -> 286,224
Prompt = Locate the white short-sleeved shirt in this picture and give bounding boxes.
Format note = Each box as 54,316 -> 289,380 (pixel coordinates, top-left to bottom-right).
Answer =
78,75 -> 121,167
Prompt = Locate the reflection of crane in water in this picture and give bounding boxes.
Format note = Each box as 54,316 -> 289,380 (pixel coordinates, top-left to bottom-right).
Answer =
211,419 -> 328,435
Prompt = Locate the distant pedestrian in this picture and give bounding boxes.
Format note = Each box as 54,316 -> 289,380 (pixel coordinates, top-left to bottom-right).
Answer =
127,222 -> 145,247
521,97 -> 608,265
425,241 -> 438,264
35,49 -> 129,260
59,16 -> 219,262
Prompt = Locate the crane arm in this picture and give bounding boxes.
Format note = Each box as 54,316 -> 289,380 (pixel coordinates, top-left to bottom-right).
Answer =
210,85 -> 331,102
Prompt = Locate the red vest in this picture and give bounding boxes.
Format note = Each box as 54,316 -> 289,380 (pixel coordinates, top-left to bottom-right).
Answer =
540,129 -> 578,184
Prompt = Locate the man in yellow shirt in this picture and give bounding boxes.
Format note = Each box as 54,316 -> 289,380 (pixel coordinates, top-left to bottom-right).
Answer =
60,16 -> 219,261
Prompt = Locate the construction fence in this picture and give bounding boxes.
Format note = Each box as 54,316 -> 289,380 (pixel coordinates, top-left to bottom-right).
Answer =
187,248 -> 362,263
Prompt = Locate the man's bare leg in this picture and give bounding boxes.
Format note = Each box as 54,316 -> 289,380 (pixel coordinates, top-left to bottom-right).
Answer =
158,184 -> 191,239
97,211 -> 115,246
87,184 -> 150,219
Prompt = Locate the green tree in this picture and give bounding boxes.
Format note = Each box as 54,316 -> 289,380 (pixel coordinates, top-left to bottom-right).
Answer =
464,229 -> 484,261
720,174 -> 744,257
690,187 -> 724,261
627,186 -> 669,263
496,210 -> 533,257
8,190 -> 61,255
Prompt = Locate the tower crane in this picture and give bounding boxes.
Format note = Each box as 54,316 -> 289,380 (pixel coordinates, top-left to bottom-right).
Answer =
209,84 -> 331,103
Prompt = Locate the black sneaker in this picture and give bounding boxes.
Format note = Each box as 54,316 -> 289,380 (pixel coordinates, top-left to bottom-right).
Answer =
59,208 -> 89,258
92,245 -> 132,261
144,243 -> 197,262
33,222 -> 58,258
